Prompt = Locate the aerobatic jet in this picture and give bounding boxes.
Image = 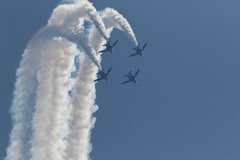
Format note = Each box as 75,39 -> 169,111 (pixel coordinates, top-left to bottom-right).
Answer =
129,43 -> 147,57
121,69 -> 140,84
99,40 -> 118,53
94,67 -> 112,82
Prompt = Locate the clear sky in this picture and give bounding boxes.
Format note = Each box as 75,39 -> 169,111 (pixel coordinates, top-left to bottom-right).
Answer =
1,0 -> 240,160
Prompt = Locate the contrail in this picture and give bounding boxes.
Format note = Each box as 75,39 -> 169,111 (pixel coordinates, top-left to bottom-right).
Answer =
30,39 -> 75,160
101,8 -> 138,46
76,32 -> 102,70
50,2 -> 104,70
5,1 -> 138,160
49,1 -> 109,40
4,26 -> 59,160
86,2 -> 110,40
64,53 -> 99,160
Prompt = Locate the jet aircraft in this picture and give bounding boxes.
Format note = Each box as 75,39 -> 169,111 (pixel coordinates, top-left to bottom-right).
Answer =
99,40 -> 118,53
94,67 -> 112,82
129,43 -> 147,57
121,69 -> 140,84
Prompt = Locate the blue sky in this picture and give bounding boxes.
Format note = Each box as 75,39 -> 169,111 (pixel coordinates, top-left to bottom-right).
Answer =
1,0 -> 240,159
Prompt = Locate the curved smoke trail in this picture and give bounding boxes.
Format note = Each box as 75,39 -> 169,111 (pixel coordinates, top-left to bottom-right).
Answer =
102,8 -> 138,46
5,1 -> 138,160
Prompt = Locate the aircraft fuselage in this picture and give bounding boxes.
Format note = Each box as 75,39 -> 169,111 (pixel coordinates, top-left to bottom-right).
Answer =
99,71 -> 109,81
135,47 -> 143,56
106,44 -> 114,53
127,74 -> 137,83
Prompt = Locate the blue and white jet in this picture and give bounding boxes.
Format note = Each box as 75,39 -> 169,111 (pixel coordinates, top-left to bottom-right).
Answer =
121,69 -> 140,84
94,67 -> 112,82
129,43 -> 147,57
99,40 -> 118,53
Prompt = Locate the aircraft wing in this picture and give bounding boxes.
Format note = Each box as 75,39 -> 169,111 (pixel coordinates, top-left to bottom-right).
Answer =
107,67 -> 112,75
121,80 -> 131,84
112,40 -> 118,47
94,77 -> 103,82
129,53 -> 138,57
135,69 -> 140,77
142,43 -> 147,50
99,49 -> 108,53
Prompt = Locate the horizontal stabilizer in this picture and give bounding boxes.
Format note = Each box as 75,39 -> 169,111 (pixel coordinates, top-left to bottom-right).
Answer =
94,78 -> 103,82
129,53 -> 138,57
99,49 -> 108,53
121,80 -> 131,84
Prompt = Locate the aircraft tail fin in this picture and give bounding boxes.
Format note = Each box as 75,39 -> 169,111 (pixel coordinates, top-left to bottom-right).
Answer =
129,53 -> 138,57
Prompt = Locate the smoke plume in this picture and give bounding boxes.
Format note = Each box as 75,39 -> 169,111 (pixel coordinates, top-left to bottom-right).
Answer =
5,1 -> 138,160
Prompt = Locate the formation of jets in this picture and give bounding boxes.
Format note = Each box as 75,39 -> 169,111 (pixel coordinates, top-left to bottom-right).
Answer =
95,40 -> 147,84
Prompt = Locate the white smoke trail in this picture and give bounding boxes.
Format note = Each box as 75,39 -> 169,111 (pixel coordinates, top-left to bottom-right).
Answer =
86,2 -> 110,40
4,26 -> 59,160
61,28 -> 102,70
101,8 -> 138,46
64,53 -> 98,160
30,39 -> 75,160
49,2 -> 105,70
76,32 -> 102,70
49,1 -> 109,40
